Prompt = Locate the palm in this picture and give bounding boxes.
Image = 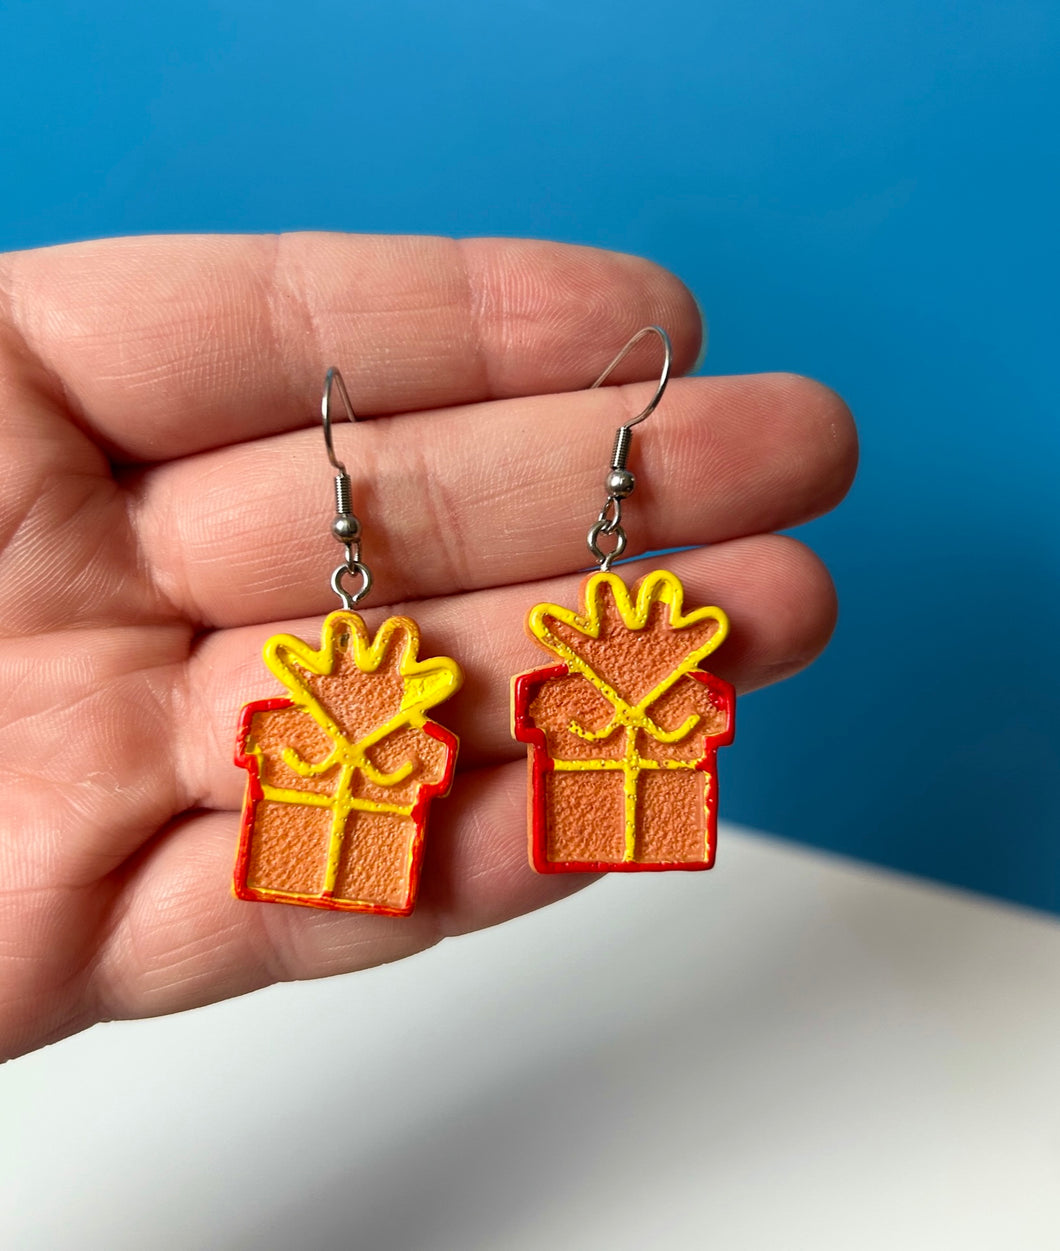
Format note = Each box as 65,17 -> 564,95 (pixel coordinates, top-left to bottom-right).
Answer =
0,234 -> 855,1060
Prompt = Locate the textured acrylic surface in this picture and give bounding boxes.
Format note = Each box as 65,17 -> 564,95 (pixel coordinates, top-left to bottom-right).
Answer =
234,611 -> 461,915
512,570 -> 735,873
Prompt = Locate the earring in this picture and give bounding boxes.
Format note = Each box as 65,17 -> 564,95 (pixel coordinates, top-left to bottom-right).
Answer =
511,327 -> 735,873
233,369 -> 462,915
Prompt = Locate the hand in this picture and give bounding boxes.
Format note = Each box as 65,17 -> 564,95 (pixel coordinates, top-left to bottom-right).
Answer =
0,234 -> 856,1059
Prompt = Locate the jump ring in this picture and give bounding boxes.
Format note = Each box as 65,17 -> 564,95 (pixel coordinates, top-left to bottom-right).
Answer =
331,561 -> 373,609
587,520 -> 627,571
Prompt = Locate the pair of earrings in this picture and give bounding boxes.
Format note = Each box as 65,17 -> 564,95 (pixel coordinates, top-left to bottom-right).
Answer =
233,327 -> 735,916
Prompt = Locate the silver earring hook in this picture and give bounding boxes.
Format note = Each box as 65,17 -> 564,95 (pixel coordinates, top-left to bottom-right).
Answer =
321,366 -> 356,474
586,325 -> 673,571
589,324 -> 672,429
321,367 -> 372,609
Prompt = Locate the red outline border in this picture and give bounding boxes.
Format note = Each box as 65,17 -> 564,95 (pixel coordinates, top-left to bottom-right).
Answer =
233,700 -> 458,916
512,664 -> 735,874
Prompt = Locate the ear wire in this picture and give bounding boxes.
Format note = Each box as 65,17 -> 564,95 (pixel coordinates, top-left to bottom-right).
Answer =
321,368 -> 372,608
586,326 -> 672,571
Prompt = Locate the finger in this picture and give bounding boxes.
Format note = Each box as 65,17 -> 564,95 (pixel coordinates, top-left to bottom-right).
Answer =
1,234 -> 702,461
180,535 -> 837,812
0,622 -> 191,888
86,759 -> 587,1026
135,373 -> 856,628
0,337 -> 166,636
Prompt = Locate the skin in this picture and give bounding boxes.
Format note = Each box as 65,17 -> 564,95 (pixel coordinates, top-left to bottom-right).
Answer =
0,233 -> 857,1061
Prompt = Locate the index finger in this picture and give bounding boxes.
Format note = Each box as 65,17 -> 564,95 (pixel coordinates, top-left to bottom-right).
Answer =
0,233 -> 702,462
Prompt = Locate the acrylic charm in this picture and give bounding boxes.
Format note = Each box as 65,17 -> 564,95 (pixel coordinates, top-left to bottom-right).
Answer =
512,569 -> 733,872
235,611 -> 460,914
233,369 -> 462,914
510,327 -> 735,874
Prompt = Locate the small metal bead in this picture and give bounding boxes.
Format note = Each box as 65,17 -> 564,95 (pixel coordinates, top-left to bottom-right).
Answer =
331,514 -> 361,543
605,468 -> 636,498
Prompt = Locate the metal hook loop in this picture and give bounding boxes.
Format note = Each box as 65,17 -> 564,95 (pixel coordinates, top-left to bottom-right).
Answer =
589,324 -> 672,429
321,366 -> 357,472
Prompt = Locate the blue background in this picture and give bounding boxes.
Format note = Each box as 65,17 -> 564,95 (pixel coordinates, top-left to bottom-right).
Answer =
2,1 -> 1057,910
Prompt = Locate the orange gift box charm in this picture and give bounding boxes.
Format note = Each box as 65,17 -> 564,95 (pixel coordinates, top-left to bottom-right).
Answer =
235,611 -> 461,914
513,570 -> 733,872
511,327 -> 735,873
233,370 -> 462,915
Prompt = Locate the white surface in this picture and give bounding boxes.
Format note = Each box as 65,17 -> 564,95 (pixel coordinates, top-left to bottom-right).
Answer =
2,825 -> 1059,1250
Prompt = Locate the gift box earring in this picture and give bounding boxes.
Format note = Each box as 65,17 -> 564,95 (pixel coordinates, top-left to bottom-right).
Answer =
233,369 -> 462,915
511,327 -> 735,873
